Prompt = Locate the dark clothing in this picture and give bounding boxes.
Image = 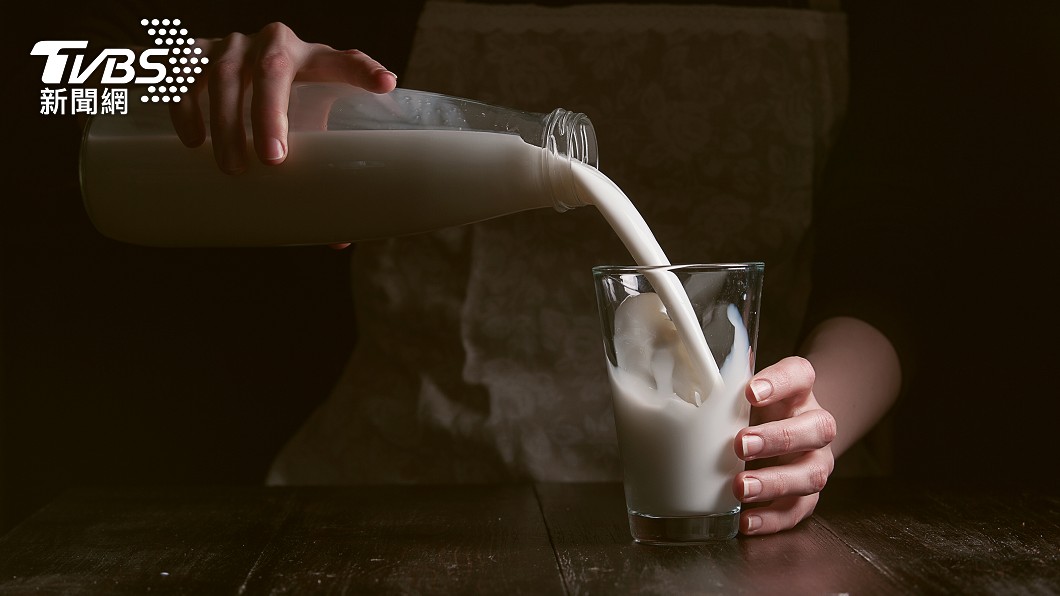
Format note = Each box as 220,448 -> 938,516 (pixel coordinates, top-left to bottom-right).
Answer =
804,2 -> 1060,486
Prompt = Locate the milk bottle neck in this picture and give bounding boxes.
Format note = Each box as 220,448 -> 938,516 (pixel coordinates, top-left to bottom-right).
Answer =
540,108 -> 598,212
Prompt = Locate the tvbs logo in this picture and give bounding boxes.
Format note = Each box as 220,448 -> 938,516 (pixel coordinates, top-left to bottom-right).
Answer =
32,18 -> 207,113
32,40 -> 169,85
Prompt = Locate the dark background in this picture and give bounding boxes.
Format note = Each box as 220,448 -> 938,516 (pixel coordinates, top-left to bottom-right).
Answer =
3,0 -> 427,533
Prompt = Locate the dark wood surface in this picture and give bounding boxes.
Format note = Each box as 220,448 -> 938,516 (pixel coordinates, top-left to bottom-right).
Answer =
0,479 -> 1056,595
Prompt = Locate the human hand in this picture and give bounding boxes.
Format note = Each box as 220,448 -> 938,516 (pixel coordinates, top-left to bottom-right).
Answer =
732,356 -> 837,535
171,22 -> 397,175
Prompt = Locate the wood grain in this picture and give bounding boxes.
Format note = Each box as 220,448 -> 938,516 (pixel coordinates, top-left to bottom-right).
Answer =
0,486 -> 288,595
0,480 -> 1055,595
534,482 -> 900,595
814,478 -> 1060,595
236,484 -> 564,595
0,484 -> 565,595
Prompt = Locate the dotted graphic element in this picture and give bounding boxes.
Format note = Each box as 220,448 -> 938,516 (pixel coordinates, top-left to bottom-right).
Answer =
138,18 -> 208,103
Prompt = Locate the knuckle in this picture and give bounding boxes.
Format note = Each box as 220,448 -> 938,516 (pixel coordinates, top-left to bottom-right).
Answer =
256,51 -> 294,79
791,356 -> 816,386
816,410 -> 838,444
779,425 -> 796,453
260,21 -> 295,40
765,356 -> 815,399
807,463 -> 830,493
255,105 -> 287,121
210,58 -> 243,80
221,31 -> 247,46
773,472 -> 792,497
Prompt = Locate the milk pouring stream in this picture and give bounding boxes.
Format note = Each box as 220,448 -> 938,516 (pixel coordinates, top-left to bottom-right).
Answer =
577,164 -> 754,516
80,83 -> 751,514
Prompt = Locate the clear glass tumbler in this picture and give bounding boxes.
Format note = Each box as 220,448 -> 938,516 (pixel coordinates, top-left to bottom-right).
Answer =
592,263 -> 764,543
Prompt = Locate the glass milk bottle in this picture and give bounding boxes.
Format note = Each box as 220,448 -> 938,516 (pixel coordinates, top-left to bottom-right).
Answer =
79,83 -> 598,247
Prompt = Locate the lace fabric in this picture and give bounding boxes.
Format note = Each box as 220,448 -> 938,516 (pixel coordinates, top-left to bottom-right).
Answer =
267,2 -> 848,485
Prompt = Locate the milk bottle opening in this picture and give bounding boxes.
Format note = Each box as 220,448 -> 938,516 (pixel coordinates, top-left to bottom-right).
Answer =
540,108 -> 598,211
288,83 -> 599,212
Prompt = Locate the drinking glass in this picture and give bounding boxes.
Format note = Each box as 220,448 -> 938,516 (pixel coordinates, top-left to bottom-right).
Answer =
593,263 -> 764,543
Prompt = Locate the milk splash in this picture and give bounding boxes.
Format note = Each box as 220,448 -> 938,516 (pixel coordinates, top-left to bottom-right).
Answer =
574,161 -> 754,516
572,163 -> 724,402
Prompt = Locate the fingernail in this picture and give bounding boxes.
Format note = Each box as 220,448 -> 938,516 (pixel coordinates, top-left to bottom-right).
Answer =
749,379 -> 773,403
374,68 -> 397,80
742,434 -> 764,458
742,477 -> 762,499
264,138 -> 285,162
745,514 -> 762,533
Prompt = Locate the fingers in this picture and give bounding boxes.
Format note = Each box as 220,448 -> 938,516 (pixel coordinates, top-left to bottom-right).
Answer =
299,45 -> 397,93
170,39 -> 212,148
170,83 -> 207,148
730,355 -> 835,535
735,408 -> 837,461
746,356 -> 815,409
734,447 -> 834,501
243,23 -> 396,163
177,22 -> 397,172
740,493 -> 820,536
208,32 -> 251,174
250,23 -> 309,165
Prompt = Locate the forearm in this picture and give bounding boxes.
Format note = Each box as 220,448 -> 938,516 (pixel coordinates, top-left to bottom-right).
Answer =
798,316 -> 901,458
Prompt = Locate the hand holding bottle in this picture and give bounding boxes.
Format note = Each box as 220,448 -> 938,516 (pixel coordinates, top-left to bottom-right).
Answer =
172,22 -> 397,175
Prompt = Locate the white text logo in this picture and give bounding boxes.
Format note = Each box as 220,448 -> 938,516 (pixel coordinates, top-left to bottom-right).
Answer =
32,18 -> 209,115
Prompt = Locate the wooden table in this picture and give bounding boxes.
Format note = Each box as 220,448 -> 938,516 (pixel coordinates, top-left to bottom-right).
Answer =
0,479 -> 1056,594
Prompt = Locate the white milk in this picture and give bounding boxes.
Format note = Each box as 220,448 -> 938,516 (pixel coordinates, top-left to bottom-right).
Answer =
609,299 -> 751,516
81,129 -> 565,247
572,162 -> 751,517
